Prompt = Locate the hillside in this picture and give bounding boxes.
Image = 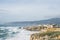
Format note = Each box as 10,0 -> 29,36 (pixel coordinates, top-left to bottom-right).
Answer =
1,18 -> 60,27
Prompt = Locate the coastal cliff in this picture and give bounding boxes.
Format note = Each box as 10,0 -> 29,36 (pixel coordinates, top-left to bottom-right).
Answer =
29,24 -> 60,40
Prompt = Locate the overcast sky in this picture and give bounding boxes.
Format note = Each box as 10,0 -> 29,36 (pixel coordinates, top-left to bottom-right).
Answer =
0,0 -> 60,23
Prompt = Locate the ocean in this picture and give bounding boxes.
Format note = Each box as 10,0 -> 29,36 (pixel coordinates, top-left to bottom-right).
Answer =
0,27 -> 39,40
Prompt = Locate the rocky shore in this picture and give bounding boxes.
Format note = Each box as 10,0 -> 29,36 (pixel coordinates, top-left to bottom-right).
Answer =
24,24 -> 60,40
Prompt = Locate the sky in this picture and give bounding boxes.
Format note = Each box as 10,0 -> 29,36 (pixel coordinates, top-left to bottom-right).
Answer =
0,0 -> 60,23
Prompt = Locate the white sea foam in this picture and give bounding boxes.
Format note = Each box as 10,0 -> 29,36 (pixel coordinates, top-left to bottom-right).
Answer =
0,27 -> 39,40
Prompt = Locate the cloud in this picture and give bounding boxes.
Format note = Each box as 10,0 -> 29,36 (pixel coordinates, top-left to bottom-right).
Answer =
0,0 -> 60,23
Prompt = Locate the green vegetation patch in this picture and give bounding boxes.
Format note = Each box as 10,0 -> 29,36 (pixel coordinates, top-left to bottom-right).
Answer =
32,31 -> 60,37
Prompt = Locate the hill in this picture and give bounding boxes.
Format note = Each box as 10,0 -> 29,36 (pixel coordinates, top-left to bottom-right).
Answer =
1,18 -> 60,27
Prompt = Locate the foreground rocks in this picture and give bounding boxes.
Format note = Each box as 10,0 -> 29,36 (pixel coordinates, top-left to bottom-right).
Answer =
30,31 -> 60,40
28,24 -> 60,40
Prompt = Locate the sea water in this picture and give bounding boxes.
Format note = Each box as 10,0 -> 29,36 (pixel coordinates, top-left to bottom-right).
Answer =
0,27 -> 39,40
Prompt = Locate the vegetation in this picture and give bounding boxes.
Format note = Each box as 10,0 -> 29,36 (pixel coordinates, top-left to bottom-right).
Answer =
31,31 -> 60,39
